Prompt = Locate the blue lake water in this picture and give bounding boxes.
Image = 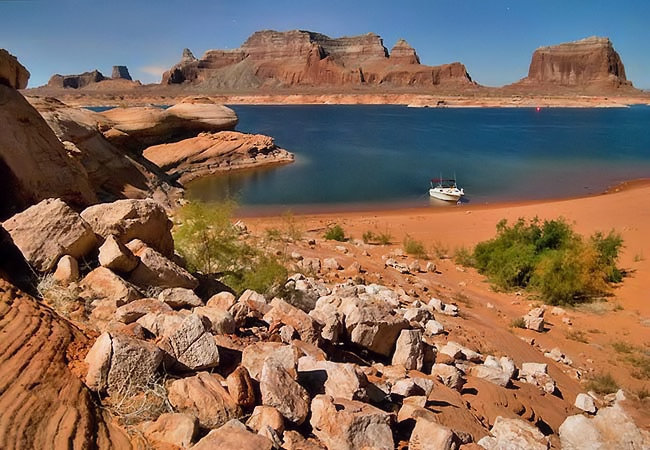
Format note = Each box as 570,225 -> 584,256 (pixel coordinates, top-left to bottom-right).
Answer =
162,105 -> 649,211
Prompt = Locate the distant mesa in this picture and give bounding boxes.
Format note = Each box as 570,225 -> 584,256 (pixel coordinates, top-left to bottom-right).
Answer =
47,65 -> 138,89
111,65 -> 132,81
512,36 -> 632,90
161,30 -> 475,89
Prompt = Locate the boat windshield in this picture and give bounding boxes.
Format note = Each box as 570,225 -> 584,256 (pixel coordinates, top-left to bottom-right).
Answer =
431,178 -> 457,188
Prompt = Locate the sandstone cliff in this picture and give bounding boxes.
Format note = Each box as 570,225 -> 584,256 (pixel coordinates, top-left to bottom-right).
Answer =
512,36 -> 632,90
162,30 -> 474,90
47,66 -> 139,89
112,65 -> 132,80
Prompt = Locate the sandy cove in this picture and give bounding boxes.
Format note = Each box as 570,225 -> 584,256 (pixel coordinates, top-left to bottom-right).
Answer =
243,180 -> 650,426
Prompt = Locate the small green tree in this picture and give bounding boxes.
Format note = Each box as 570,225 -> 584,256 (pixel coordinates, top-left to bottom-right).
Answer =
173,201 -> 286,295
324,224 -> 346,241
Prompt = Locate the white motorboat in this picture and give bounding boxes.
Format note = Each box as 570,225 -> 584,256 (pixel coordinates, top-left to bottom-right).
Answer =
429,177 -> 465,202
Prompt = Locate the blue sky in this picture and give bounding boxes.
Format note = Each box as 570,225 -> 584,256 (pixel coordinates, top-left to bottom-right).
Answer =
1,0 -> 648,88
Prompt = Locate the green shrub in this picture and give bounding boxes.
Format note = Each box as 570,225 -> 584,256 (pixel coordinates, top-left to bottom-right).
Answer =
362,230 -> 392,245
454,246 -> 475,266
510,317 -> 526,329
403,235 -> 428,259
585,373 -> 619,394
173,201 -> 287,295
324,224 -> 346,241
472,217 -> 623,305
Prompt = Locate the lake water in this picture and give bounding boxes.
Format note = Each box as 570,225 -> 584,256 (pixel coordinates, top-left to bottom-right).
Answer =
179,105 -> 649,211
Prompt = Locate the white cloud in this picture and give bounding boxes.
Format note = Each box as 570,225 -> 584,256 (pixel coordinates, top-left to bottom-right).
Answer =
137,65 -> 168,82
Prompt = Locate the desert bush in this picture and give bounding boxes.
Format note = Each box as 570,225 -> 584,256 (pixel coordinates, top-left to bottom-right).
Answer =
324,224 -> 346,242
472,217 -> 623,305
585,373 -> 619,394
403,235 -> 428,259
266,212 -> 303,243
105,373 -> 172,425
362,230 -> 392,245
510,317 -> 526,329
37,274 -> 84,318
454,246 -> 475,266
174,201 -> 287,295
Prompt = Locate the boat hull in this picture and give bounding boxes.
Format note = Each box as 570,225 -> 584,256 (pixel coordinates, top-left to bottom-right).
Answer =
429,188 -> 463,202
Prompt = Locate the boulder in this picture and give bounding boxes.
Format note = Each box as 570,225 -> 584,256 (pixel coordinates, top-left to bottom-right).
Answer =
127,240 -> 198,290
410,415 -> 458,450
425,319 -> 444,336
207,291 -> 236,310
263,297 -> 321,345
470,365 -> 511,388
298,356 -> 368,401
158,287 -> 203,309
194,305 -> 236,334
431,364 -> 464,390
226,366 -> 256,409
85,332 -> 163,396
392,329 -> 424,371
84,332 -> 113,391
0,48 -> 29,89
523,307 -> 545,332
98,235 -> 138,273
246,405 -> 285,437
478,416 -> 548,450
136,311 -> 186,337
158,313 -> 220,371
192,420 -> 273,450
260,359 -> 310,425
322,257 -> 342,271
391,377 -> 434,398
575,393 -> 597,414
2,199 -> 97,271
140,412 -> 198,448
167,372 -> 241,429
310,395 -> 394,450
115,298 -> 172,324
559,403 -> 650,449
80,267 -> 141,306
80,199 -> 174,256
342,298 -> 409,356
519,362 -> 556,394
53,255 -> 79,284
241,342 -> 300,381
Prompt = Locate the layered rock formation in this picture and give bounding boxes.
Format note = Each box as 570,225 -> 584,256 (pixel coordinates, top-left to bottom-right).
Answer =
111,65 -> 132,80
48,69 -> 106,89
162,30 -> 474,90
47,66 -> 137,89
0,280 -> 132,449
99,97 -> 239,149
0,50 -> 97,218
513,36 -> 633,90
143,131 -> 294,183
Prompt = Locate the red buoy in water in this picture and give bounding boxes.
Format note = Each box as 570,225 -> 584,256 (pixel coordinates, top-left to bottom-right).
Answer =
536,107 -> 541,112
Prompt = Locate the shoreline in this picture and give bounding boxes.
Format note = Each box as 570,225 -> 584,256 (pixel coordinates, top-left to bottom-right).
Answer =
233,177 -> 650,219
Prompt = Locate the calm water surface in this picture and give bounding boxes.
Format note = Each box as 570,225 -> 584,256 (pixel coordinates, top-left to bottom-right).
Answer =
180,105 -> 650,211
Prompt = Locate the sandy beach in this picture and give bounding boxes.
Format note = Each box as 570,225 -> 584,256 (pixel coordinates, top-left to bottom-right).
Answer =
243,179 -> 650,416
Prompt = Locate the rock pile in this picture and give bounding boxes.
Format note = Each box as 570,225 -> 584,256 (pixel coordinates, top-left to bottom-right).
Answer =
3,196 -> 649,449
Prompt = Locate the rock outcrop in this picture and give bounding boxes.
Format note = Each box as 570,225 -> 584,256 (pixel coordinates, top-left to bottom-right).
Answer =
162,29 -> 474,90
513,36 -> 633,90
99,97 -> 238,149
29,96 -> 180,203
48,69 -> 106,89
111,65 -> 132,80
0,280 -> 131,449
0,51 -> 96,218
143,131 -> 294,183
0,49 -> 29,89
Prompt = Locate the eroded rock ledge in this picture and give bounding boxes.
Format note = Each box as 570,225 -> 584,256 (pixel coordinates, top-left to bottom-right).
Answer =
143,131 -> 295,184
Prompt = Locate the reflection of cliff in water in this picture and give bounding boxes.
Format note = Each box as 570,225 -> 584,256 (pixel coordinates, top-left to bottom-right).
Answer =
186,165 -> 283,203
